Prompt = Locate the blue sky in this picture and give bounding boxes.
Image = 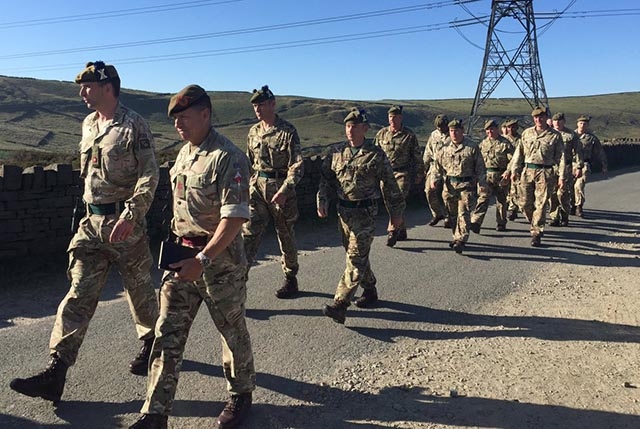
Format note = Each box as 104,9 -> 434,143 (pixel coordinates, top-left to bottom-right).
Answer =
1,0 -> 638,101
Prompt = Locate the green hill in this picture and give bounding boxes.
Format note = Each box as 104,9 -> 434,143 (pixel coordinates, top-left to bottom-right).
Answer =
1,75 -> 639,167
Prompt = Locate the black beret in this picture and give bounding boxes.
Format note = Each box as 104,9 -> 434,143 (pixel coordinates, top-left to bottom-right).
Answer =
250,85 -> 275,103
75,61 -> 118,84
448,119 -> 464,129
168,84 -> 210,116
344,107 -> 368,124
388,105 -> 403,115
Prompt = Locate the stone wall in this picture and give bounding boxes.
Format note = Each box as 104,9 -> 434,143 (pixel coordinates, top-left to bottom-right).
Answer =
1,141 -> 639,260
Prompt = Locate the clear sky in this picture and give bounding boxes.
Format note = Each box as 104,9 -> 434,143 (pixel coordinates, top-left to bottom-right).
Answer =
1,0 -> 638,101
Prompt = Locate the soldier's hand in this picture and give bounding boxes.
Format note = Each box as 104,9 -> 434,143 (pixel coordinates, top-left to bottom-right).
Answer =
271,191 -> 287,207
109,218 -> 134,243
510,173 -> 519,182
573,168 -> 582,178
429,181 -> 437,190
317,205 -> 328,218
171,258 -> 203,282
558,178 -> 565,190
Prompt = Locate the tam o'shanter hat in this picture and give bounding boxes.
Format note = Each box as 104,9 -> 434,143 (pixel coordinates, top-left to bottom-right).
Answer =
484,119 -> 498,130
577,114 -> 591,122
448,119 -> 463,129
531,106 -> 547,116
434,114 -> 449,127
552,112 -> 565,121
343,107 -> 368,124
388,105 -> 403,115
75,61 -> 118,84
168,84 -> 210,116
250,85 -> 275,103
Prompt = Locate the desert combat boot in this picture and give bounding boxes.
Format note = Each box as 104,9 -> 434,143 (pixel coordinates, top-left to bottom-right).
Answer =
129,336 -> 154,376
275,276 -> 299,299
322,299 -> 349,324
217,393 -> 253,429
10,353 -> 68,403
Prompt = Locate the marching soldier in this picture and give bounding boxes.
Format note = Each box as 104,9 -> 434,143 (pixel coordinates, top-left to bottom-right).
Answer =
574,115 -> 608,218
502,119 -> 522,221
423,114 -> 451,227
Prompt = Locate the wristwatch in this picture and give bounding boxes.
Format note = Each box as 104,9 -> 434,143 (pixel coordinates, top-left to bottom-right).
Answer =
195,251 -> 212,268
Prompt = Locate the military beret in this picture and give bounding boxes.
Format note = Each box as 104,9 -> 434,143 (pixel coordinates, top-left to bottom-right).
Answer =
577,114 -> 591,122
250,85 -> 275,103
531,106 -> 547,116
504,118 -> 519,127
434,114 -> 449,128
75,61 -> 118,84
484,119 -> 498,130
388,105 -> 403,115
448,119 -> 463,129
168,84 -> 210,116
552,112 -> 565,121
344,107 -> 368,124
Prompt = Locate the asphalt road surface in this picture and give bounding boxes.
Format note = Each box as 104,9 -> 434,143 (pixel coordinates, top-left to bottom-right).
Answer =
1,167 -> 638,428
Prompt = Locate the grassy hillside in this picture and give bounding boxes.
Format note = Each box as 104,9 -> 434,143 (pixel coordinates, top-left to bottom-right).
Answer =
1,75 -> 639,167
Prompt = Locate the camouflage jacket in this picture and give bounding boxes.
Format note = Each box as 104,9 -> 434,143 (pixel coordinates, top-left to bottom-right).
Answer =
511,126 -> 566,178
79,102 -> 158,223
423,128 -> 449,175
478,135 -> 514,170
247,115 -> 303,194
317,140 -> 405,217
432,137 -> 486,187
374,125 -> 425,181
170,127 -> 250,238
575,130 -> 608,170
556,127 -> 584,170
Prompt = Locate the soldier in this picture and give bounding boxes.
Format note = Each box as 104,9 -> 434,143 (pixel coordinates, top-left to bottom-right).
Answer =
549,112 -> 584,226
510,106 -> 566,246
317,108 -> 405,324
431,119 -> 486,253
129,85 -> 255,429
9,61 -> 159,404
423,114 -> 450,227
374,105 -> 424,245
242,85 -> 304,298
502,119 -> 522,221
574,114 -> 608,218
470,119 -> 514,232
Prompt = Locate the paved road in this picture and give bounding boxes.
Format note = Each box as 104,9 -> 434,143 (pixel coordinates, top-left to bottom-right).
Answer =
1,168 -> 638,428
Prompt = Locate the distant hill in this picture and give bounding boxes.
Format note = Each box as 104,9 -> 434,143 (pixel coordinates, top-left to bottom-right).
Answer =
1,75 -> 639,167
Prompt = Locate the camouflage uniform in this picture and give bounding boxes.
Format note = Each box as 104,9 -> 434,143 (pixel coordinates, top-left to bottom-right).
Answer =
504,132 -> 522,215
423,128 -> 449,220
574,129 -> 607,208
317,140 -> 405,302
374,124 -> 424,232
50,102 -> 159,366
471,134 -> 514,228
510,126 -> 566,236
142,127 -> 255,415
549,127 -> 583,223
242,115 -> 303,279
432,136 -> 486,244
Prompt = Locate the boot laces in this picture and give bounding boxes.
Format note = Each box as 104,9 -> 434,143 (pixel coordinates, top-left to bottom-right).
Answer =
223,395 -> 246,413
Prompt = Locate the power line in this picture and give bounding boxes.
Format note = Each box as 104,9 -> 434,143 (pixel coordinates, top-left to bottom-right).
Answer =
0,0 -> 243,29
0,0 -> 479,60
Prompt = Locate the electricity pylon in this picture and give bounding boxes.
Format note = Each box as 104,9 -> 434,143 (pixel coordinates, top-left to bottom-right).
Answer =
468,0 -> 548,133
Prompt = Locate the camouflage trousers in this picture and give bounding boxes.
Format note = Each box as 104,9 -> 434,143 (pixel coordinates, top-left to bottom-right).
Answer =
243,177 -> 299,279
549,174 -> 574,221
141,236 -> 255,415
334,205 -> 378,302
518,167 -> 556,235
443,180 -> 477,243
574,164 -> 591,207
384,171 -> 411,232
471,171 -> 509,227
507,176 -> 520,212
424,172 -> 447,219
50,213 -> 158,366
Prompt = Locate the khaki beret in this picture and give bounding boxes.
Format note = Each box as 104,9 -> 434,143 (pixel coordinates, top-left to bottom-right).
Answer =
531,106 -> 547,116
344,107 -> 368,124
448,119 -> 463,129
168,84 -> 210,116
434,114 -> 449,128
504,118 -> 519,128
552,112 -> 565,121
388,105 -> 403,115
484,119 -> 498,130
577,114 -> 591,122
75,61 -> 118,84
250,85 -> 275,103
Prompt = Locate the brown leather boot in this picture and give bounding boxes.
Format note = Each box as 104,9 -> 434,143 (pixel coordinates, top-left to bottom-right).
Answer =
322,300 -> 349,324
217,393 -> 252,429
428,215 -> 444,226
575,205 -> 584,218
129,337 -> 154,376
354,289 -> 378,308
397,229 -> 408,241
275,276 -> 299,299
10,353 -> 68,403
386,231 -> 398,247
128,414 -> 168,429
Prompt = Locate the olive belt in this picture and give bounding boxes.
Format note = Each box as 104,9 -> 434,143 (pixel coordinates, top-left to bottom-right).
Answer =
87,201 -> 125,215
525,163 -> 553,169
486,168 -> 506,173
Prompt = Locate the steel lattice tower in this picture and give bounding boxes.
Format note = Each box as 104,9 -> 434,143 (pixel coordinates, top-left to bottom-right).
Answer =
468,0 -> 548,133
